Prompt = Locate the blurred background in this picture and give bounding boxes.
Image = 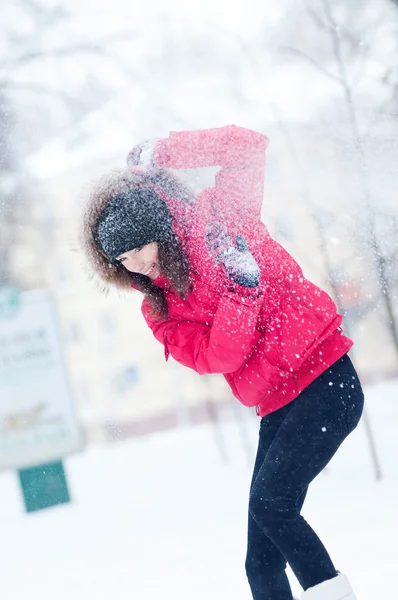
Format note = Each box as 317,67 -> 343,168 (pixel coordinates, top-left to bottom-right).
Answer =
1,1 -> 397,599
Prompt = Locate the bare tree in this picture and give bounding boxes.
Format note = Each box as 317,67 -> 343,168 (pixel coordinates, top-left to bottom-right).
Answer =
0,93 -> 18,285
277,0 -> 398,363
0,0 -> 143,287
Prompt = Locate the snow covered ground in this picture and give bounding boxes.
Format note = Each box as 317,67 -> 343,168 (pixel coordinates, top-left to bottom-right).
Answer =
1,379 -> 397,599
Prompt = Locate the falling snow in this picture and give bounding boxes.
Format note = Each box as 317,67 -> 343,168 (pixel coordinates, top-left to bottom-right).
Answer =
1,1 -> 398,598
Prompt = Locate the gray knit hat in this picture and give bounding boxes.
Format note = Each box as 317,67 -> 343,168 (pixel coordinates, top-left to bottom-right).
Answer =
95,187 -> 173,262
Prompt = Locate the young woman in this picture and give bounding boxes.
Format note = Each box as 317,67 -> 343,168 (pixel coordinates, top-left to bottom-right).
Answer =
82,125 -> 364,600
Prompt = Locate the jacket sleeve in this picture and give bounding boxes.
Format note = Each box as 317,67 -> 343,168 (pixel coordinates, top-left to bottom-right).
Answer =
154,124 -> 269,224
141,289 -> 263,375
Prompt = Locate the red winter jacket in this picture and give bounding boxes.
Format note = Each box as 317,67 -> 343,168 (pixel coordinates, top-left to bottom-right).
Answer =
139,125 -> 353,417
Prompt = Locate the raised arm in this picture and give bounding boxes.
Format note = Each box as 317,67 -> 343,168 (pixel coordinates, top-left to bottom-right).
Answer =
155,125 -> 269,224
155,124 -> 267,169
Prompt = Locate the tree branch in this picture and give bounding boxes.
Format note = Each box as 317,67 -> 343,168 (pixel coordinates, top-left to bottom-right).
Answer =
349,12 -> 390,89
306,2 -> 362,47
0,80 -> 79,106
306,7 -> 334,32
0,43 -> 109,71
18,0 -> 66,18
278,45 -> 343,84
0,29 -> 138,73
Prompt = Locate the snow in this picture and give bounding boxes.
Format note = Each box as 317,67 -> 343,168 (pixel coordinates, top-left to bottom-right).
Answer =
1,378 -> 397,599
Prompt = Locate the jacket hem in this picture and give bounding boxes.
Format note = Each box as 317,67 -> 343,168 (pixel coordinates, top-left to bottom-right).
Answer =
255,330 -> 353,417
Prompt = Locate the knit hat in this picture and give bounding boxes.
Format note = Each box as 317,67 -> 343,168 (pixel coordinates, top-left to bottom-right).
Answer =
95,187 -> 174,262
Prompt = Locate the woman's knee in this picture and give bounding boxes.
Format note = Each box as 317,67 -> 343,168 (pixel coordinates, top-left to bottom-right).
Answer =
249,489 -> 297,535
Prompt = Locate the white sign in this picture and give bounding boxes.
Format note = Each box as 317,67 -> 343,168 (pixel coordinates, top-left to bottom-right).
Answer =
0,289 -> 84,470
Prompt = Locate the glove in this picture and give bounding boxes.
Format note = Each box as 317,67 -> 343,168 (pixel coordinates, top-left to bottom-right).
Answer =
206,223 -> 260,288
126,139 -> 158,171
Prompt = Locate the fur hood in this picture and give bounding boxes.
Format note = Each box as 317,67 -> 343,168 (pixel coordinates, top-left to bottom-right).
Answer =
81,167 -> 196,291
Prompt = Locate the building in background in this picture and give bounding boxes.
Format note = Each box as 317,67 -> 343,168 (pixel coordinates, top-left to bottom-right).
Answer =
9,120 -> 398,441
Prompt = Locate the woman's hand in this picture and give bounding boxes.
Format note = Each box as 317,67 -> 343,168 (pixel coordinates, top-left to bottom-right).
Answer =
206,222 -> 260,288
126,139 -> 159,170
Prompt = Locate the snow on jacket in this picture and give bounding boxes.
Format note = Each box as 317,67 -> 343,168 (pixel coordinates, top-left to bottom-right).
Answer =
83,125 -> 353,416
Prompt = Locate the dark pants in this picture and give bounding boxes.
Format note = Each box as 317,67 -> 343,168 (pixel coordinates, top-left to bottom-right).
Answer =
245,354 -> 364,600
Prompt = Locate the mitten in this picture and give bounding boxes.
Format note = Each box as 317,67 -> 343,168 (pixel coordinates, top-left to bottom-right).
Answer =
126,139 -> 158,170
206,223 -> 260,288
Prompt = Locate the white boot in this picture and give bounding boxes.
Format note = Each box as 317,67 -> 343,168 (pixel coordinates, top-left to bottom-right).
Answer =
300,573 -> 356,600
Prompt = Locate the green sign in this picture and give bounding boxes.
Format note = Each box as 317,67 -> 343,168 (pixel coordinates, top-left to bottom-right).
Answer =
0,286 -> 19,318
18,460 -> 71,513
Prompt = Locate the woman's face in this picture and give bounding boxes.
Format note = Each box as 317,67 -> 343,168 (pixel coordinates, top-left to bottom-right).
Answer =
117,242 -> 161,280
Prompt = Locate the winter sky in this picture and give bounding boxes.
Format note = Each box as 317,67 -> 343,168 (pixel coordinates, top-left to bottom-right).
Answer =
8,0 -> 394,181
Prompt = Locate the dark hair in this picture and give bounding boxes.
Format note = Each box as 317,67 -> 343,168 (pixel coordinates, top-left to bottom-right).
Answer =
115,235 -> 190,320
82,167 -> 196,319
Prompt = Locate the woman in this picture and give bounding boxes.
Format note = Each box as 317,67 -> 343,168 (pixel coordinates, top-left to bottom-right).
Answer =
82,125 -> 364,600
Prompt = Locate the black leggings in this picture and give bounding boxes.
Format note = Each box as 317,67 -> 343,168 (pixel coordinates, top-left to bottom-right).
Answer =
245,354 -> 364,599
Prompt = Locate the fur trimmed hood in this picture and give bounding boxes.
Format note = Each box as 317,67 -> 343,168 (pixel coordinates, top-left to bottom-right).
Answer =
81,167 -> 196,291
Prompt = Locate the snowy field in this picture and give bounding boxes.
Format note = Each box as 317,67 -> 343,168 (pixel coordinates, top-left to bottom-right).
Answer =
1,379 -> 397,600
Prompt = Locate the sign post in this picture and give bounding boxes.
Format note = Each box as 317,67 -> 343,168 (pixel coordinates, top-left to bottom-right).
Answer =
0,288 -> 84,511
18,460 -> 70,513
